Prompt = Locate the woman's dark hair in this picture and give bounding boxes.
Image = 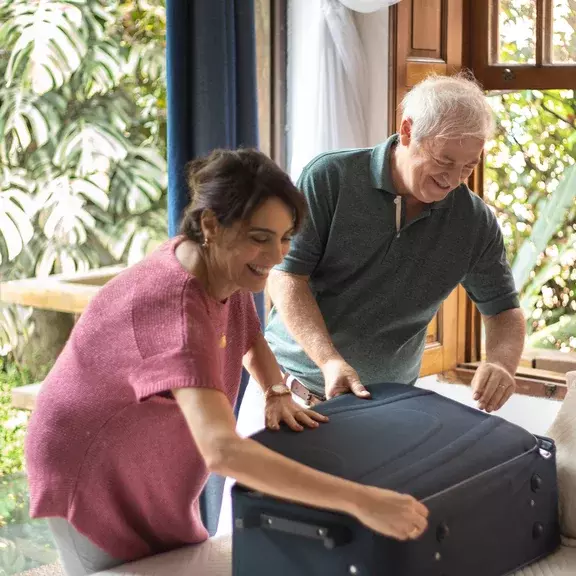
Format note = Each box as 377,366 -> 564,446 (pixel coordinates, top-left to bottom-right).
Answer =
180,148 -> 307,243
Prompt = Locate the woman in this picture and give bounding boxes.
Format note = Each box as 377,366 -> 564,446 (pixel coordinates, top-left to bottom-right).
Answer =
25,149 -> 428,575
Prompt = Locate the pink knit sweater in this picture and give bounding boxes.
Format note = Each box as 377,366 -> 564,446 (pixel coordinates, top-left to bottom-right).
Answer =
25,236 -> 261,560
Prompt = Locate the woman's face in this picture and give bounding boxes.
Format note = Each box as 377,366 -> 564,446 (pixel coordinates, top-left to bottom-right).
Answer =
209,197 -> 295,293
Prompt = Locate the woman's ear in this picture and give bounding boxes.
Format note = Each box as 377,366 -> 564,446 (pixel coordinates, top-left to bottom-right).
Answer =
200,210 -> 219,243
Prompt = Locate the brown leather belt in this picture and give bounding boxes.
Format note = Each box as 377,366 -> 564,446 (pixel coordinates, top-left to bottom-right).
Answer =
286,374 -> 325,406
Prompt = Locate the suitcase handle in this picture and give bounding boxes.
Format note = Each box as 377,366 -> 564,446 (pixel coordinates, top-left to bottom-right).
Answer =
260,513 -> 350,549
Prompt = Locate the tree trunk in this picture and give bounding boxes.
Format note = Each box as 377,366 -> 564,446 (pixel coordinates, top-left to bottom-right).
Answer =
14,309 -> 75,381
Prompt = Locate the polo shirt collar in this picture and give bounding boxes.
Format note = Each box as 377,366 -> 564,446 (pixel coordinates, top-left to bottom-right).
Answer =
370,135 -> 397,193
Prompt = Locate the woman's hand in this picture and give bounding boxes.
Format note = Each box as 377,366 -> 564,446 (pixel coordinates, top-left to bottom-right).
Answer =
265,395 -> 329,432
351,485 -> 429,541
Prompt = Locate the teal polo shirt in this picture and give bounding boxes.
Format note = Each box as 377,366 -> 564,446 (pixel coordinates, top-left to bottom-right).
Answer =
265,135 -> 520,396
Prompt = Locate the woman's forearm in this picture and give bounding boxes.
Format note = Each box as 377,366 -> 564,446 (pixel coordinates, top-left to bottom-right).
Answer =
243,332 -> 284,392
216,433 -> 364,517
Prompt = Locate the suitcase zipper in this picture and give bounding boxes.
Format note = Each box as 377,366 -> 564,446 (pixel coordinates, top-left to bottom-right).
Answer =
421,441 -> 543,503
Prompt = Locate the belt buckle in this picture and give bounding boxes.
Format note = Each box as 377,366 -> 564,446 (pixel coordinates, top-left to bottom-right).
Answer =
286,374 -> 325,406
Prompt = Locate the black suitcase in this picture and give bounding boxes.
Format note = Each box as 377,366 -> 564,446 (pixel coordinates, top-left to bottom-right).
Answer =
232,383 -> 560,576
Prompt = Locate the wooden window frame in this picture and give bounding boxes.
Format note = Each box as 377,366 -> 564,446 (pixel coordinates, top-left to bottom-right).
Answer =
469,0 -> 576,90
460,0 -> 576,398
256,0 -> 287,315
255,0 -> 287,168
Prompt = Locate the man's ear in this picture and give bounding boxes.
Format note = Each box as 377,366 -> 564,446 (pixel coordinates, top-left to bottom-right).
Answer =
399,118 -> 413,146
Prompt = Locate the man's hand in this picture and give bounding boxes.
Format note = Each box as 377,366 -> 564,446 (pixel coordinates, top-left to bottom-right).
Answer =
321,359 -> 371,400
471,362 -> 516,413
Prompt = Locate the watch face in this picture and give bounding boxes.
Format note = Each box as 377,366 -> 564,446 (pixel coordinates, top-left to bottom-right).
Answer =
272,384 -> 289,394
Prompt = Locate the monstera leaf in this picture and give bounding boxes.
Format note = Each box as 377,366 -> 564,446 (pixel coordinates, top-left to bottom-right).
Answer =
103,207 -> 167,265
0,90 -> 62,157
0,0 -> 90,95
53,117 -> 129,172
0,168 -> 35,265
78,40 -> 124,98
108,146 -> 167,215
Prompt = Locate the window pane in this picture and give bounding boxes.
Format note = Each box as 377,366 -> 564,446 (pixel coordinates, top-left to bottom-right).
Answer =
498,0 -> 537,64
553,0 -> 576,63
484,89 -> 576,353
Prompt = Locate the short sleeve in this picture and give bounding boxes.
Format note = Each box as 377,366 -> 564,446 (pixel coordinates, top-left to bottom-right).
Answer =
274,159 -> 334,276
128,347 -> 224,401
461,208 -> 520,317
129,303 -> 223,401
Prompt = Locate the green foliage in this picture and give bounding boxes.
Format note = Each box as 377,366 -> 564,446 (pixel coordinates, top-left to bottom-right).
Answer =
498,0 -> 537,64
0,0 -> 168,354
0,359 -> 32,479
492,6 -> 576,351
485,89 -> 576,351
0,360 -> 58,574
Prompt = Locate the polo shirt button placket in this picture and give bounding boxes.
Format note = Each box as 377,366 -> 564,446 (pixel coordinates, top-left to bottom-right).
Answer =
394,196 -> 402,239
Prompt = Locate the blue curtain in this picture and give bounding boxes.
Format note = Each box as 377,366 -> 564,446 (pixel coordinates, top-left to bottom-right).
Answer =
166,0 -> 265,536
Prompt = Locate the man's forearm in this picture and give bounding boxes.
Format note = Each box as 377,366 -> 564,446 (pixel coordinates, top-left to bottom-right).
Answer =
483,308 -> 526,376
267,270 -> 342,368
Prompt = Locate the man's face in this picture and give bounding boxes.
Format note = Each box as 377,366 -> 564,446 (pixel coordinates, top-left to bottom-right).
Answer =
399,120 -> 485,203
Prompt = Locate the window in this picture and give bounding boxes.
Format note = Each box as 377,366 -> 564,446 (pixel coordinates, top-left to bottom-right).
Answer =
470,0 -> 576,89
459,0 -> 576,395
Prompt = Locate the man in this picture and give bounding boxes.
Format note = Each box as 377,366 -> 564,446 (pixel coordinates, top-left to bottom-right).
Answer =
265,74 -> 525,414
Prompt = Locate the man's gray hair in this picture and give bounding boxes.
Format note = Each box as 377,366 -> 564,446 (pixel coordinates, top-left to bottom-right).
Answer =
400,73 -> 495,143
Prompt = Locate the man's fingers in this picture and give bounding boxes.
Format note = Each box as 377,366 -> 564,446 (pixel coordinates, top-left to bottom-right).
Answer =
472,363 -> 516,412
495,385 -> 514,411
485,383 -> 507,413
350,380 -> 371,399
477,373 -> 500,410
327,385 -> 349,399
471,365 -> 489,400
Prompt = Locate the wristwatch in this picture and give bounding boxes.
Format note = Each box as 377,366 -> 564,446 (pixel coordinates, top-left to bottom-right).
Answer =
264,382 -> 292,400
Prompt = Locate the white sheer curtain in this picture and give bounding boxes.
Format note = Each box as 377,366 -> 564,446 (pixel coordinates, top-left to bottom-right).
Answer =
339,0 -> 400,12
287,0 -> 400,180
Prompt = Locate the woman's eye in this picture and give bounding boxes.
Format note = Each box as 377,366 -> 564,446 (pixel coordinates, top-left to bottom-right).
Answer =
251,236 -> 269,244
281,237 -> 293,244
